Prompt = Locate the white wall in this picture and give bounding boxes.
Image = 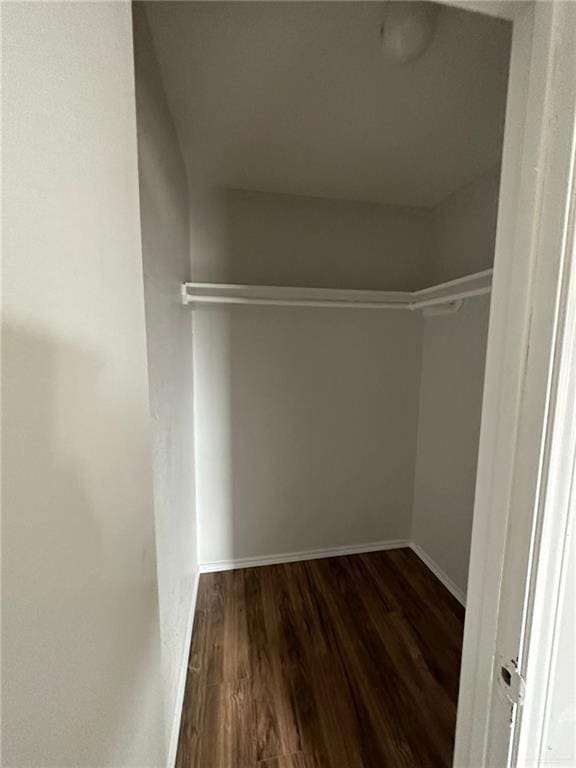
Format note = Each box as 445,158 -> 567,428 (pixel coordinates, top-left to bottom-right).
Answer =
189,189 -> 431,565
194,306 -> 423,564
3,3 -> 166,765
432,167 -> 500,283
218,189 -> 435,290
132,4 -> 197,758
409,171 -> 499,599
411,297 -> 490,597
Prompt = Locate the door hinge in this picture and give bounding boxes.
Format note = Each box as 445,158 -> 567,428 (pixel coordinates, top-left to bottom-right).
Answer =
496,655 -> 526,706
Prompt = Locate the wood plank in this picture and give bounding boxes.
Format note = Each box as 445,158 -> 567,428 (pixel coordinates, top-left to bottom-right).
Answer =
205,572 -> 226,686
258,753 -> 323,768
264,564 -> 341,768
363,551 -> 464,699
309,556 -> 442,767
175,577 -> 209,768
346,556 -> 458,763
245,565 -> 302,761
222,568 -> 250,683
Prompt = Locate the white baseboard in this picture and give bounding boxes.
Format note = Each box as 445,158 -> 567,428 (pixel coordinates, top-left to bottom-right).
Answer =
167,568 -> 201,768
199,538 -> 410,573
199,541 -> 466,605
409,542 -> 467,606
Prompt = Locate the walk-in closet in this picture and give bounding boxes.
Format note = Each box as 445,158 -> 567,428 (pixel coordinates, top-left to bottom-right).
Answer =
132,2 -> 511,765
7,0 -> 576,763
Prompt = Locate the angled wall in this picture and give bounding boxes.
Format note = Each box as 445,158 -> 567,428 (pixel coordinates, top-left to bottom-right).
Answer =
432,168 -> 500,283
411,296 -> 491,598
411,171 -> 499,599
132,4 -> 198,758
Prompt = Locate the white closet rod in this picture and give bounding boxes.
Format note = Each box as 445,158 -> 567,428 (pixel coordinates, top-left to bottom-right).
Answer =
187,295 -> 409,310
411,268 -> 493,297
181,269 -> 492,311
411,285 -> 492,310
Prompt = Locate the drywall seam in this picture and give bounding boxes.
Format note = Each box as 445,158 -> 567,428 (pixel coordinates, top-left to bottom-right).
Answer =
166,567 -> 200,768
409,542 -> 467,605
199,539 -> 410,573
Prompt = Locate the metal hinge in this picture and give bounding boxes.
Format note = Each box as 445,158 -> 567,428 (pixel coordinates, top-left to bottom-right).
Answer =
497,655 -> 526,706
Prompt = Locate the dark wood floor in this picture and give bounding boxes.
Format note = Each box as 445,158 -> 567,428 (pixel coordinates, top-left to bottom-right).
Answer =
176,548 -> 465,768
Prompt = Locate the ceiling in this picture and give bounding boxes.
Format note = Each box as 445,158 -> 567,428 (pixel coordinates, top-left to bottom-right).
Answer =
145,2 -> 511,209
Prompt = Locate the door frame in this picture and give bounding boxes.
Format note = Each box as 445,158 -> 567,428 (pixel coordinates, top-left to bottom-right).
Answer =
436,2 -> 576,766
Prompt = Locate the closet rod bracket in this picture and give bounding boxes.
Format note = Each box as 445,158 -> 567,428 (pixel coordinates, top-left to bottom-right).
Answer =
422,299 -> 464,317
181,283 -> 192,306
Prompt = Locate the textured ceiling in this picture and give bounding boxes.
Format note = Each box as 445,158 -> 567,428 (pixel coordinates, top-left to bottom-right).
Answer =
145,2 -> 511,208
